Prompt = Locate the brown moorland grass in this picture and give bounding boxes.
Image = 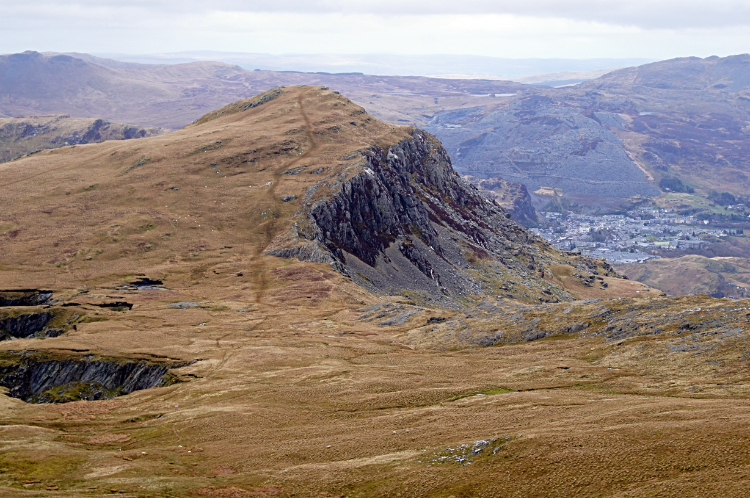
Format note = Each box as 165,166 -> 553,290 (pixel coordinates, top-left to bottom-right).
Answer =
0,86 -> 749,497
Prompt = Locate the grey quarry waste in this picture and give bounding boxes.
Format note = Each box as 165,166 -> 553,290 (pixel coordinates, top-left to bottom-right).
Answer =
0,289 -> 53,307
0,352 -> 194,403
0,311 -> 61,340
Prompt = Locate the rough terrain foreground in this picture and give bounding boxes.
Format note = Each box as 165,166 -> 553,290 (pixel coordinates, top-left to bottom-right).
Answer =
0,87 -> 748,497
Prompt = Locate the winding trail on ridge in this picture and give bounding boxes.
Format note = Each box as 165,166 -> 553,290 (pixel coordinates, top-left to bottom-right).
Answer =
254,88 -> 320,305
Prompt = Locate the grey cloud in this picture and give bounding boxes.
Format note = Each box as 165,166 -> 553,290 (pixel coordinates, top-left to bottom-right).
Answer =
30,0 -> 750,29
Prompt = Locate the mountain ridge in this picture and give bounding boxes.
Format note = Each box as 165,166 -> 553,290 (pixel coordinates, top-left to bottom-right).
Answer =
0,51 -> 528,129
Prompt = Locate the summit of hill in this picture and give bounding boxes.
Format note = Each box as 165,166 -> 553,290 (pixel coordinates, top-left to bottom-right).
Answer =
0,85 -> 632,307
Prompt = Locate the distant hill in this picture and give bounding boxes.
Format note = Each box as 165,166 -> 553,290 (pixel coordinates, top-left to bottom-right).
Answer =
428,54 -> 750,201
426,96 -> 661,200
581,55 -> 750,93
574,55 -> 750,197
0,115 -> 164,163
617,255 -> 750,299
0,51 -> 255,129
0,51 -> 527,129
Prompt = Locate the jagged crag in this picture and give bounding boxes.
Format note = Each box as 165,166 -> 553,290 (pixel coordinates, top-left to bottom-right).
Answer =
269,126 -> 610,306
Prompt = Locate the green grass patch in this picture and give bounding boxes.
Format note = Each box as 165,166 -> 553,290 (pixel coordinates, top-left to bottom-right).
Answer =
34,381 -> 124,403
0,452 -> 85,482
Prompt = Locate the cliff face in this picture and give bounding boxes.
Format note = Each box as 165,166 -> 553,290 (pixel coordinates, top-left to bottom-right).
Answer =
0,311 -> 55,340
464,176 -> 541,228
0,353 -> 182,403
270,128 -> 607,306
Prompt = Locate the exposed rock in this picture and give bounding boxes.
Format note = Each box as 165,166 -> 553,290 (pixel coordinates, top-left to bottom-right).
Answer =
167,302 -> 203,309
356,303 -> 423,327
426,98 -> 660,200
402,294 -> 749,351
268,128 -> 608,306
0,115 -> 164,163
0,352 -> 188,403
0,307 -> 81,341
0,290 -> 52,307
0,312 -> 54,340
464,175 -> 541,227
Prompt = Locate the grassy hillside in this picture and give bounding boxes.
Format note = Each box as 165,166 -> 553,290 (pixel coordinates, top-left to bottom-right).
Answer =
0,86 -> 748,497
617,254 -> 750,298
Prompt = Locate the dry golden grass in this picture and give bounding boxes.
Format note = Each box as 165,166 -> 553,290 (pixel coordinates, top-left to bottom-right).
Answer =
0,87 -> 749,497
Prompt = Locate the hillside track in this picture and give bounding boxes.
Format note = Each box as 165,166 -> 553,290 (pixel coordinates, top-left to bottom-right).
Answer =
254,88 -> 320,305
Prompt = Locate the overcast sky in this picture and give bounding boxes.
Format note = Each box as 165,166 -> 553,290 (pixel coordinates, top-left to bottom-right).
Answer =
2,0 -> 749,60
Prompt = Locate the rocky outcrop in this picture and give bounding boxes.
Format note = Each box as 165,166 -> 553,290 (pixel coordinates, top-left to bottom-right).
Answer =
0,311 -> 55,340
464,176 -> 541,228
402,294 -> 744,350
0,352 -> 186,403
0,290 -> 52,307
269,129 -> 600,306
0,115 -> 164,163
0,304 -> 80,341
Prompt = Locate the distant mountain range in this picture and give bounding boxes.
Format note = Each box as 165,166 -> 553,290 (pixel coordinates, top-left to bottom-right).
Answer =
429,55 -> 750,200
2,51 -> 750,202
0,51 -> 527,129
83,51 -> 652,82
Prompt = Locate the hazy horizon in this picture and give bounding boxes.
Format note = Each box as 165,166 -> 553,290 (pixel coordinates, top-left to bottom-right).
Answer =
3,1 -> 750,61
80,51 -> 656,79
